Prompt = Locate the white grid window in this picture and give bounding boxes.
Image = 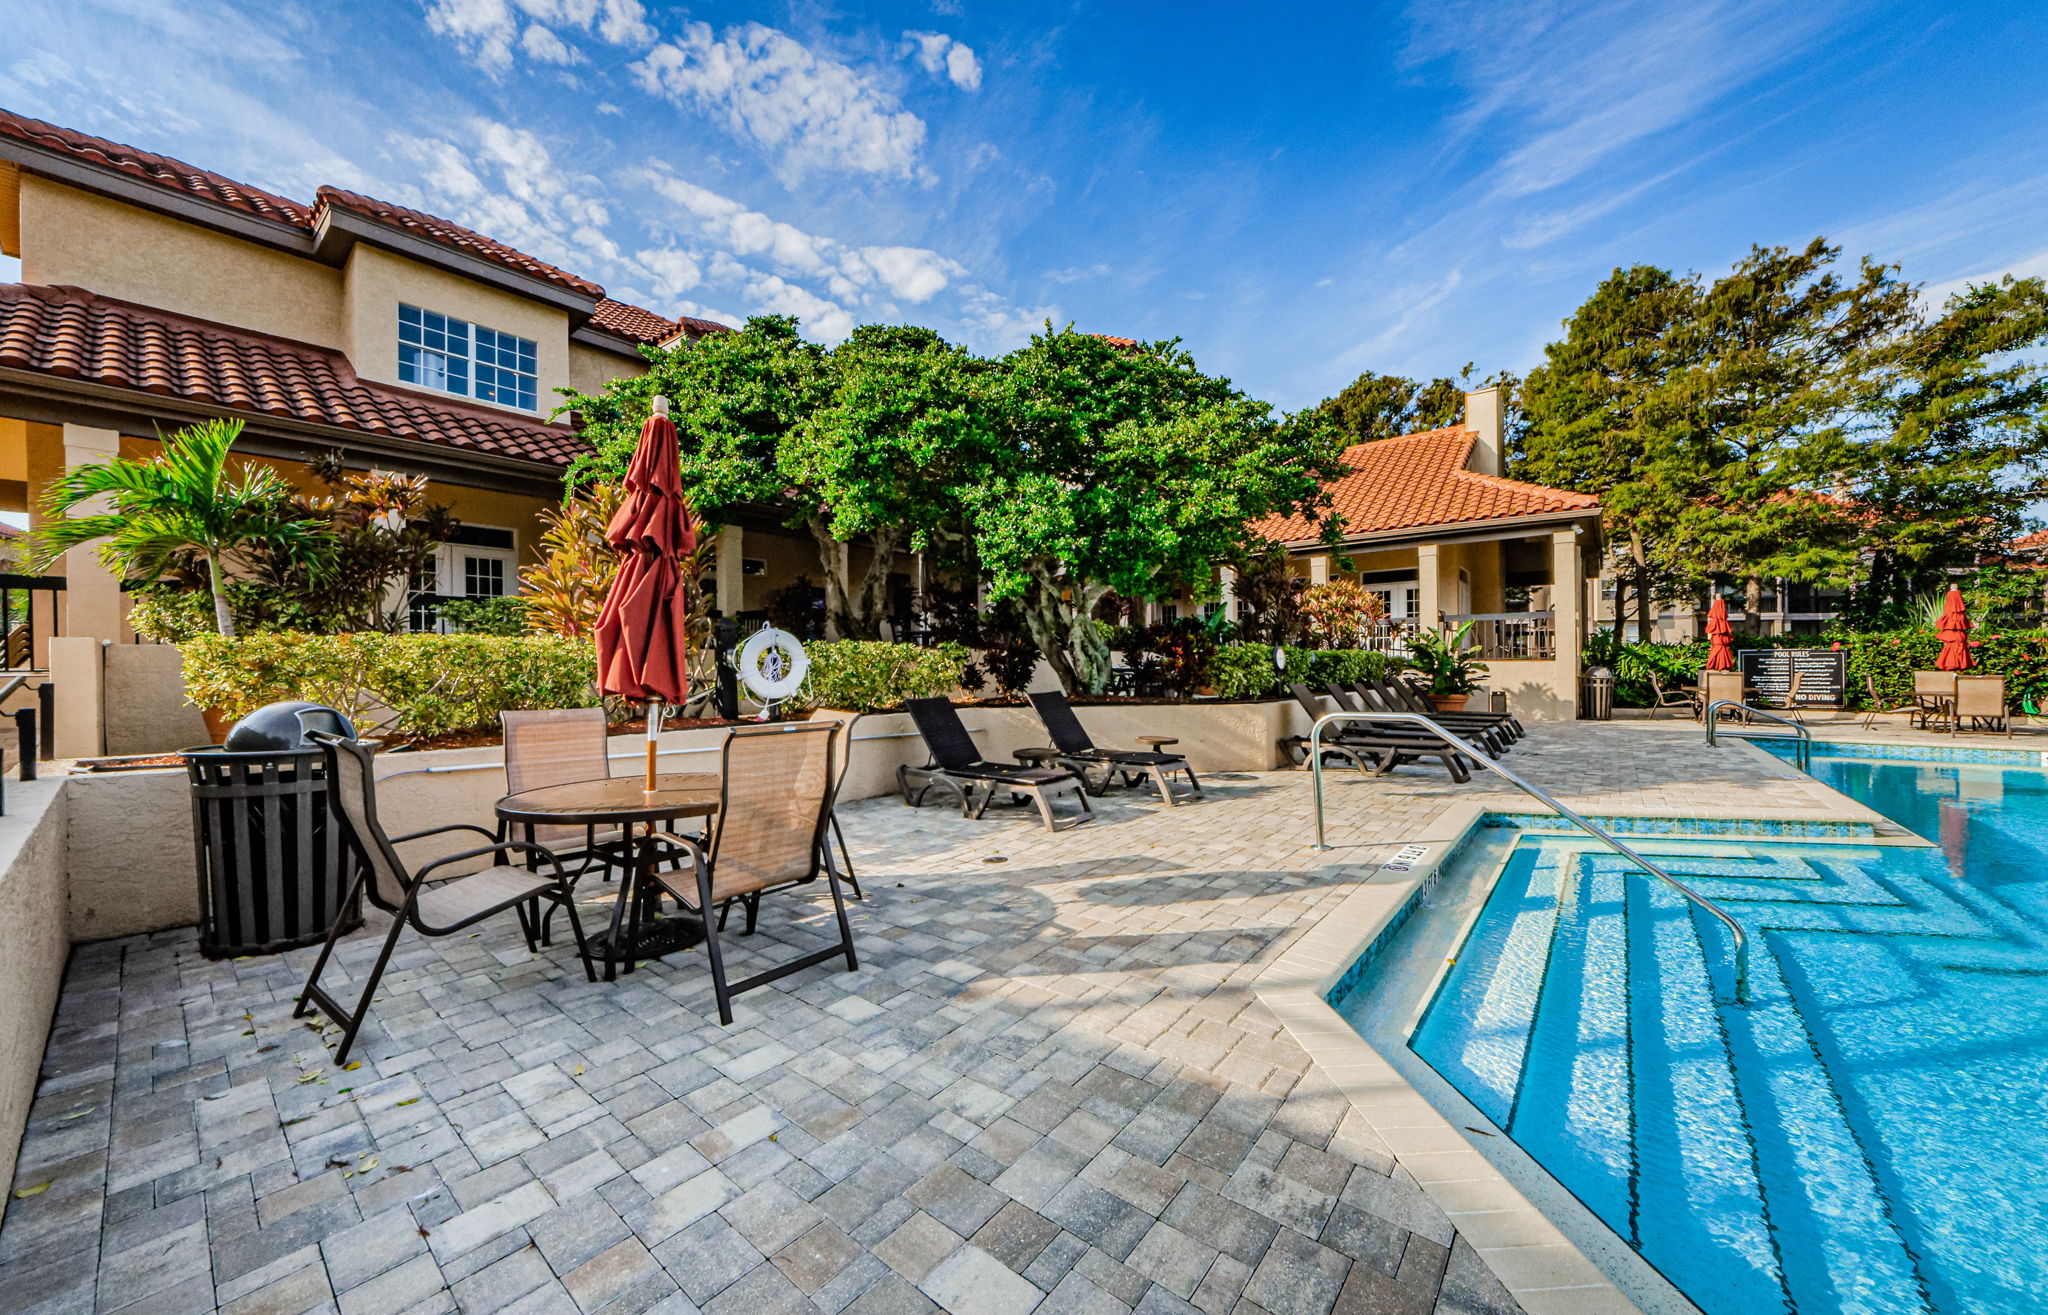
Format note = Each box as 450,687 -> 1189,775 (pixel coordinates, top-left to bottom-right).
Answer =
399,305 -> 537,410
463,555 -> 507,597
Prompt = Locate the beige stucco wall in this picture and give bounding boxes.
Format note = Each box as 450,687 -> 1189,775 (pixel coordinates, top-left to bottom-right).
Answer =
0,777 -> 69,1226
569,342 -> 645,398
342,244 -> 571,419
104,644 -> 208,756
19,176 -> 345,347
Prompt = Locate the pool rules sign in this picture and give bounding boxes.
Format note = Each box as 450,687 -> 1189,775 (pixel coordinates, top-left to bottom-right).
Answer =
1738,648 -> 1847,709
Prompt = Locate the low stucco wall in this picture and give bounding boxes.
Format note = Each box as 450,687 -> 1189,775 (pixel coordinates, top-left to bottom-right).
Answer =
0,778 -> 70,1220
104,644 -> 209,757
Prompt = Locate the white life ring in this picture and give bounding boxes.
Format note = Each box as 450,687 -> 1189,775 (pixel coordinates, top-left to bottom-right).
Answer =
737,627 -> 810,701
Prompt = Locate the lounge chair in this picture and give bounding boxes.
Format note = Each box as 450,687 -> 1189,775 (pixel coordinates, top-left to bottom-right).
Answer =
652,722 -> 859,1025
1282,684 -> 1473,782
901,697 -> 1093,831
1325,683 -> 1507,757
1360,679 -> 1522,746
804,707 -> 865,898
1953,676 -> 2011,737
1026,689 -> 1203,806
298,733 -> 596,1065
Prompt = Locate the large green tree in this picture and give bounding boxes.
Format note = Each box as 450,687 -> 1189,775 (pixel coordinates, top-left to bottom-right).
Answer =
1316,367 -> 1479,443
970,328 -> 1346,692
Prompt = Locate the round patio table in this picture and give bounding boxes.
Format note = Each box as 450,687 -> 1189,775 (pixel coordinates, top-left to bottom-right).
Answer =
496,773 -> 720,982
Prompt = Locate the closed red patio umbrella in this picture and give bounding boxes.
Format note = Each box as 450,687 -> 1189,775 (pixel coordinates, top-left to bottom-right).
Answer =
1703,597 -> 1736,671
595,397 -> 698,789
1935,586 -> 1972,672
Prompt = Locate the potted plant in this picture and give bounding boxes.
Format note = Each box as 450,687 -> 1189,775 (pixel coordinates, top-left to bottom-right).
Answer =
1407,620 -> 1489,712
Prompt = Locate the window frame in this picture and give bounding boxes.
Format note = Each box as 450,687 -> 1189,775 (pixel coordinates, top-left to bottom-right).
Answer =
397,303 -> 539,412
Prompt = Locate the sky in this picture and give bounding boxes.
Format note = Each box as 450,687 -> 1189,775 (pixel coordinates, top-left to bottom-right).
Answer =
4,0 -> 2047,413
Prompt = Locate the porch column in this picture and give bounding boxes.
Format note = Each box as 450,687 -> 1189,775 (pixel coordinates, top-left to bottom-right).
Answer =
1416,544 -> 1442,631
1552,528 -> 1583,720
1219,566 -> 1239,622
714,524 -> 745,618
58,425 -> 124,642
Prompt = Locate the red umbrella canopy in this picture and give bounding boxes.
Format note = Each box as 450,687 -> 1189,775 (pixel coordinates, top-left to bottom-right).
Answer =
1935,585 -> 1972,672
594,406 -> 697,704
1703,597 -> 1736,671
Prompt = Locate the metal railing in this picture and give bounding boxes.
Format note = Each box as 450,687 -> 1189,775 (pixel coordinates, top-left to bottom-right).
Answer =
1309,710 -> 1751,1005
1443,612 -> 1556,661
1704,701 -> 1812,773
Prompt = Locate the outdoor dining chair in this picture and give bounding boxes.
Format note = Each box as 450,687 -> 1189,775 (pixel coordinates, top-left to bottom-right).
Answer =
298,733 -> 596,1065
1700,670 -> 1748,722
1647,673 -> 1698,720
1912,671 -> 1959,731
1861,675 -> 1919,731
1953,676 -> 2011,737
501,708 -> 634,885
804,707 -> 865,898
900,697 -> 1093,831
1026,688 -> 1203,806
652,721 -> 858,1026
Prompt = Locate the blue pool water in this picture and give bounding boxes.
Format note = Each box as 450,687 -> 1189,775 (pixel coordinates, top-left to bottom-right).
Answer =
1363,753 -> 2048,1315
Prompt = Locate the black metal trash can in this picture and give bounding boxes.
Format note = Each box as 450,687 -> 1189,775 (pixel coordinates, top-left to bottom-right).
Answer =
183,703 -> 362,959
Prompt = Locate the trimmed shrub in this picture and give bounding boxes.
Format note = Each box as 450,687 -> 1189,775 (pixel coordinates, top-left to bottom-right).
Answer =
182,632 -> 597,740
799,641 -> 972,714
1280,646 -> 1401,688
1210,644 -> 1281,698
435,595 -> 529,636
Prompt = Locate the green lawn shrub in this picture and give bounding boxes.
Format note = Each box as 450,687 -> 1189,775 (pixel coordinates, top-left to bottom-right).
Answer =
799,641 -> 972,714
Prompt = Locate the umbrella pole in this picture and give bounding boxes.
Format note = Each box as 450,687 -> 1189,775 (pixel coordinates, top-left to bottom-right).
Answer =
646,699 -> 662,793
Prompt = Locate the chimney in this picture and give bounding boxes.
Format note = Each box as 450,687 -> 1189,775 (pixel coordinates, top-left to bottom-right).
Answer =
1464,386 -> 1502,477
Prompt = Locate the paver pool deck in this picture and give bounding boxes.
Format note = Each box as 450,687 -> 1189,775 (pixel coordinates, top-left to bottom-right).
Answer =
0,724 -> 1899,1315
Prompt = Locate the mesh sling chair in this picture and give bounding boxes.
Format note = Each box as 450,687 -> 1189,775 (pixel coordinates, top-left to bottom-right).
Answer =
900,696 -> 1093,831
298,733 -> 595,1066
1327,682 -> 1504,758
1282,684 -> 1473,782
804,707 -> 865,899
500,709 -> 630,884
1026,689 -> 1203,806
651,721 -> 858,1026
1375,677 -> 1525,741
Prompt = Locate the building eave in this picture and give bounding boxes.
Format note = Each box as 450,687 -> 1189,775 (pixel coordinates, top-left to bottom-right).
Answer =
0,138 -> 313,255
1273,505 -> 1601,553
310,206 -> 599,319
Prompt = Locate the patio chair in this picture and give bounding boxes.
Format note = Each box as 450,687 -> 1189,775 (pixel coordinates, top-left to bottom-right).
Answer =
653,722 -> 859,1026
1647,673 -> 1698,720
900,697 -> 1093,832
297,733 -> 595,1065
1700,670 -> 1748,723
1026,689 -> 1203,806
804,707 -> 865,898
500,708 -> 635,885
1282,684 -> 1473,782
1325,683 -> 1507,757
1953,675 -> 2011,737
1363,679 -> 1522,746
1860,675 -> 1918,731
1912,671 -> 1958,731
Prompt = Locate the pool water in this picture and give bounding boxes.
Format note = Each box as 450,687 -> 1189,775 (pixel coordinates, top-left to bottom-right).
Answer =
1363,754 -> 2048,1315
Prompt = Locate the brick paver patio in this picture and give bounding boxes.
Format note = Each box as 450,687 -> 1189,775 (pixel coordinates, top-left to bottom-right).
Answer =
0,724 -> 1855,1315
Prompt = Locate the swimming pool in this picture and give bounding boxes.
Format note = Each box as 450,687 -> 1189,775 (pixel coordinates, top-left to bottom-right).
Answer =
1334,750 -> 2048,1314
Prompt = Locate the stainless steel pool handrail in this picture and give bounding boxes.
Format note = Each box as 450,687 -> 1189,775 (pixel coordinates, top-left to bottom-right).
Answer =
1704,701 -> 1812,772
1308,710 -> 1752,1005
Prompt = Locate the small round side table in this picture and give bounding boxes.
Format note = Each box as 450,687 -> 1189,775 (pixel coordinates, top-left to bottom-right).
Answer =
1136,736 -> 1179,751
1014,747 -> 1062,767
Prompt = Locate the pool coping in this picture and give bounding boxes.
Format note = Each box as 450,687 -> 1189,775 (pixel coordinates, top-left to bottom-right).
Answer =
1253,772 -> 1922,1315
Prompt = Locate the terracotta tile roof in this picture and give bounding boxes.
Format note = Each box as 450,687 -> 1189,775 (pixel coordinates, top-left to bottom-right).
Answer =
588,298 -> 730,344
2011,529 -> 2048,552
1253,425 -> 1599,543
313,187 -> 603,299
0,107 -> 310,225
0,284 -> 586,467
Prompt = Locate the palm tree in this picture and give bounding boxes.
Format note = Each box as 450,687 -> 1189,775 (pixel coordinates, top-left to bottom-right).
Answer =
32,418 -> 327,637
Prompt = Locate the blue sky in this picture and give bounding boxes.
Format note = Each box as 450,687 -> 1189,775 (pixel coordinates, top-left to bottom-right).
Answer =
4,0 -> 2046,412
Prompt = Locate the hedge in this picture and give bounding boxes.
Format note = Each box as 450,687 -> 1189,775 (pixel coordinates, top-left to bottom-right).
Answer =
1203,644 -> 1402,698
182,632 -> 598,739
797,641 -> 971,714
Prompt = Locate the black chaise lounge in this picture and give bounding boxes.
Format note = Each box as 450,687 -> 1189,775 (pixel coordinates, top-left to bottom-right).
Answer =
1365,679 -> 1524,743
901,697 -> 1094,831
1329,683 -> 1510,756
1283,684 -> 1474,782
1027,689 -> 1203,806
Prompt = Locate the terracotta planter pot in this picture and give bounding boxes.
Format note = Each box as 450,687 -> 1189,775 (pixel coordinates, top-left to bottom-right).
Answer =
1429,694 -> 1470,713
200,706 -> 236,746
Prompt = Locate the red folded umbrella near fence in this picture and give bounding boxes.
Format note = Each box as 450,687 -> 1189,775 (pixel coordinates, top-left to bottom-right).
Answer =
1935,586 -> 1973,672
1704,597 -> 1736,672
595,397 -> 698,789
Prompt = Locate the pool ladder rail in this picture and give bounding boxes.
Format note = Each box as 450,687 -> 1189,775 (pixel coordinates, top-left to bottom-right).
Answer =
1307,710 -> 1754,1007
1703,701 -> 1812,773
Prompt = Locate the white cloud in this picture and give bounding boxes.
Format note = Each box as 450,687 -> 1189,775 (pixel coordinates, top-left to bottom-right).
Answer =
903,30 -> 981,91
1046,263 -> 1111,284
633,21 -> 928,179
748,274 -> 855,342
425,0 -> 657,75
636,247 -> 703,298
